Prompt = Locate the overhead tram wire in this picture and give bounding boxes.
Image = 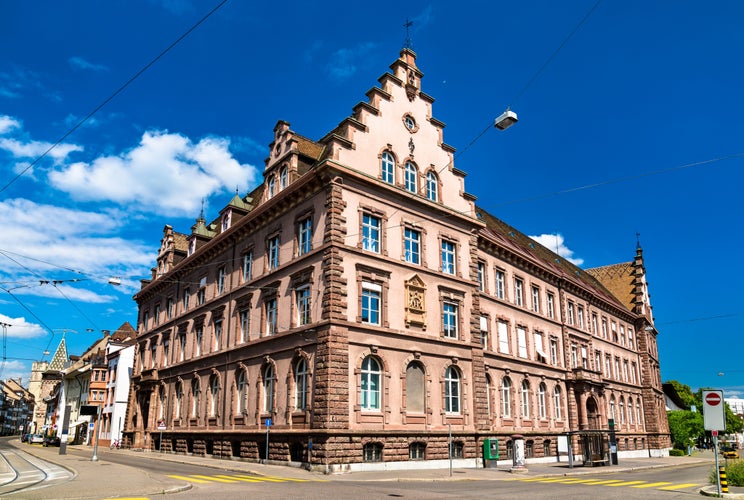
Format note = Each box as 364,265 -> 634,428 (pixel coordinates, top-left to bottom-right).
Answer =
0,0 -> 230,195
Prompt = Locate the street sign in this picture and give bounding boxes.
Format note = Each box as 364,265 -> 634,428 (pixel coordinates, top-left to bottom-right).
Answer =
89,423 -> 95,430
265,418 -> 272,427
703,389 -> 725,431
157,420 -> 167,431
712,430 -> 719,437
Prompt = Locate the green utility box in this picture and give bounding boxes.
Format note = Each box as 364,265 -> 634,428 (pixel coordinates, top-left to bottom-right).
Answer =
483,438 -> 499,460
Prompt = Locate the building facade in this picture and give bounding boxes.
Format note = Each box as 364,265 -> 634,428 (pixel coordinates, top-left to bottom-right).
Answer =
102,324 -> 136,446
127,49 -> 670,471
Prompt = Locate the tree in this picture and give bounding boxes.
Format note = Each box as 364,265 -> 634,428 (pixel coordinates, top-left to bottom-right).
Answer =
667,409 -> 704,450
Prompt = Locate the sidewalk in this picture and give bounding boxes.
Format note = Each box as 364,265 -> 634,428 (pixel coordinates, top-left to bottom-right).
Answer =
8,438 -> 744,499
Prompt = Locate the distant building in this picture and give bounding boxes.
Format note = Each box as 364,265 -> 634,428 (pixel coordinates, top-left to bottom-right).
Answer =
127,48 -> 670,471
0,379 -> 34,435
102,323 -> 136,446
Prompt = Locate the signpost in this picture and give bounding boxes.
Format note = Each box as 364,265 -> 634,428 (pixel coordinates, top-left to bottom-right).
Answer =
157,419 -> 166,453
703,389 -> 725,497
264,418 -> 272,463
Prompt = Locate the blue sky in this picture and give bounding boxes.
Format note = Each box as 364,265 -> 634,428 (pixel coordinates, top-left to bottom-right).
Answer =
0,1 -> 741,398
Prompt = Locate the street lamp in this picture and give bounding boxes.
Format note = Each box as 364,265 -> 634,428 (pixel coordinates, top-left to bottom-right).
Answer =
494,109 -> 518,130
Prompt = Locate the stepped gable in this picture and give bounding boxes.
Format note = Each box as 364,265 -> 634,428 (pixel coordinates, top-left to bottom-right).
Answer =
584,262 -> 635,313
477,207 -> 631,313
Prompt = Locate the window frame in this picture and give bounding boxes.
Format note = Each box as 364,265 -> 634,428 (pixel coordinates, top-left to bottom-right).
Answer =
404,227 -> 421,265
425,171 -> 438,202
440,239 -> 456,275
444,366 -> 461,414
381,151 -> 395,184
297,216 -> 312,256
404,161 -> 418,193
360,356 -> 381,411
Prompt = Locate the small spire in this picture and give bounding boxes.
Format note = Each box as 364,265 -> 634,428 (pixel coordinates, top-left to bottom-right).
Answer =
403,18 -> 414,50
635,232 -> 642,251
199,198 -> 206,221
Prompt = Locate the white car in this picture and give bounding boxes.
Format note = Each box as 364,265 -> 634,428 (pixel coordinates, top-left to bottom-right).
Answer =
29,434 -> 44,444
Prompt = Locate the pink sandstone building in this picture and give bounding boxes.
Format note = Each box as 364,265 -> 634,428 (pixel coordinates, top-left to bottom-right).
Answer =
126,48 -> 671,472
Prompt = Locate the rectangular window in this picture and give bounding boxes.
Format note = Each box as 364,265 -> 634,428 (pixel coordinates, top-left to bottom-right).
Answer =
239,309 -> 249,343
441,240 -> 456,274
605,355 -> 612,378
298,217 -> 312,256
217,267 -> 226,294
517,326 -> 527,358
154,305 -> 160,326
571,344 -> 578,368
531,286 -> 540,313
546,292 -> 554,319
443,301 -> 458,339
601,318 -> 608,339
265,297 -> 278,335
631,362 -> 638,384
550,338 -> 558,365
592,313 -> 599,335
577,306 -> 585,329
614,357 -> 621,379
163,340 -> 169,367
628,328 -> 635,349
567,301 -> 575,324
296,286 -> 311,325
533,332 -> 545,362
581,346 -> 588,368
495,270 -> 505,299
477,262 -> 486,292
214,320 -> 222,351
480,316 -> 488,348
195,326 -> 203,357
268,236 -> 280,270
612,322 -> 618,342
179,334 -> 186,361
595,350 -> 602,373
362,214 -> 381,253
498,320 -> 509,354
242,251 -> 253,282
623,360 -> 629,381
404,228 -> 421,264
361,283 -> 381,325
166,298 -> 174,320
198,276 -> 206,305
514,278 -> 523,306
183,289 -> 190,310
620,325 -> 626,346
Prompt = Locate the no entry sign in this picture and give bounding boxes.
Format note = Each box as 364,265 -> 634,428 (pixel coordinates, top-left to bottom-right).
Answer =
705,392 -> 722,406
703,389 -> 725,431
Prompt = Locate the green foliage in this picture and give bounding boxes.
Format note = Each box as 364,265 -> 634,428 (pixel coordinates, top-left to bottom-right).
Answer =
667,410 -> 704,449
667,380 -> 698,408
710,460 -> 744,486
666,380 -> 744,435
669,449 -> 685,456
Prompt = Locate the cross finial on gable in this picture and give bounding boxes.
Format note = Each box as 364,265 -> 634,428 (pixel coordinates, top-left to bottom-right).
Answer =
403,18 -> 414,50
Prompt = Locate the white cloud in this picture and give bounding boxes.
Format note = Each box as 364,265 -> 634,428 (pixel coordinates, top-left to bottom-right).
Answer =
529,233 -> 584,266
0,198 -> 153,301
68,56 -> 108,72
0,115 -> 20,134
0,360 -> 32,384
0,314 -> 45,338
0,137 -> 83,164
48,131 -> 259,216
327,42 -> 378,79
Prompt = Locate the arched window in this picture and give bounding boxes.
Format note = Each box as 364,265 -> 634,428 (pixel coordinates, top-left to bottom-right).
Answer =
280,166 -> 288,189
236,370 -> 247,414
381,152 -> 395,184
263,364 -> 275,414
521,380 -> 530,418
295,358 -> 309,411
486,375 -> 492,416
209,374 -> 219,417
361,356 -> 381,410
619,397 -> 626,424
174,381 -> 183,419
444,366 -> 460,414
501,377 -> 512,417
609,396 -> 617,423
267,175 -> 276,198
158,386 -> 166,419
191,378 -> 200,418
627,397 -> 634,424
636,401 -> 642,426
553,385 -> 563,420
538,382 -> 547,419
406,361 -> 425,413
404,162 -> 418,193
426,171 -> 438,201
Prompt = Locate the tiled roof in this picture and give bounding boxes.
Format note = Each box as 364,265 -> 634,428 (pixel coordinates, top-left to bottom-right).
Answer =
48,338 -> 68,371
476,207 -> 632,314
585,262 -> 635,313
296,135 -> 324,161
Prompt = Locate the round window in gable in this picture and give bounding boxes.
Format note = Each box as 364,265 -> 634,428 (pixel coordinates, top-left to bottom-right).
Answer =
403,114 -> 418,133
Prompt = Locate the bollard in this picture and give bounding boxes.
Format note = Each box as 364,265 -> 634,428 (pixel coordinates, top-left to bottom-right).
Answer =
719,465 -> 729,494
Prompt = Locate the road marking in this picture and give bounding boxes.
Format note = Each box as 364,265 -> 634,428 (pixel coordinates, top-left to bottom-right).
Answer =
606,480 -> 647,487
167,474 -> 212,484
575,479 -> 625,485
190,474 -> 239,483
631,482 -> 672,488
215,474 -> 261,483
658,483 -> 700,490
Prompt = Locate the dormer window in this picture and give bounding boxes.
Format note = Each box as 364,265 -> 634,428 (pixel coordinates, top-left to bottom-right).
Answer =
188,238 -> 196,256
222,212 -> 231,232
280,166 -> 288,189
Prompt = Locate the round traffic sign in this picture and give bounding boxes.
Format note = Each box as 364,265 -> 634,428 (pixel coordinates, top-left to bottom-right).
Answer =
705,392 -> 722,406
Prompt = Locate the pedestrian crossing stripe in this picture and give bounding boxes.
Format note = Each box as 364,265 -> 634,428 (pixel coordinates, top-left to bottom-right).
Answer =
631,482 -> 672,488
658,483 -> 699,490
167,473 -> 326,484
512,476 -> 700,491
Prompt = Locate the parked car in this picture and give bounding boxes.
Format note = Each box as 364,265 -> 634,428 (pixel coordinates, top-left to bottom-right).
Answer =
20,433 -> 31,443
43,435 -> 61,447
29,434 -> 44,444
723,449 -> 739,459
